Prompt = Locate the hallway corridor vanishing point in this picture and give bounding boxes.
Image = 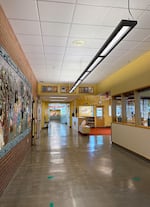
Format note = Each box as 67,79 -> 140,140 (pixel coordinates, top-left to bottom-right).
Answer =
0,121 -> 150,207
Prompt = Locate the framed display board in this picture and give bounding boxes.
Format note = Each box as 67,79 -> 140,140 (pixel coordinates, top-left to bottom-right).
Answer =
79,87 -> 94,94
60,86 -> 69,93
41,85 -> 58,93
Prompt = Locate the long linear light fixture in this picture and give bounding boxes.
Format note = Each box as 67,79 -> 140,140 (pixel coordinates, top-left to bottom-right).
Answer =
69,19 -> 137,93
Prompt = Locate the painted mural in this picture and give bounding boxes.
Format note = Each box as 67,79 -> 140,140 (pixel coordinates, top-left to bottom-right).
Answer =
0,46 -> 32,150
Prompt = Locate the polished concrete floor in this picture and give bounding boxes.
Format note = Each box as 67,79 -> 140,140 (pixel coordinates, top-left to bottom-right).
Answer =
0,121 -> 150,207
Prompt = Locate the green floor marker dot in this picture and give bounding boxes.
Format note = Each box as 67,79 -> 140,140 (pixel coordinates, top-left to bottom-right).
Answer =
132,177 -> 141,181
48,176 -> 54,180
50,202 -> 54,207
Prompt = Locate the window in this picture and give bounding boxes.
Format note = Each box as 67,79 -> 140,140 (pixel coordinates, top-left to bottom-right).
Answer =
139,88 -> 150,126
114,96 -> 122,122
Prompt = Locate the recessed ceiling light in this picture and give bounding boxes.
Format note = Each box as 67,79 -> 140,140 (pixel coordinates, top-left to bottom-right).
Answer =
72,40 -> 85,47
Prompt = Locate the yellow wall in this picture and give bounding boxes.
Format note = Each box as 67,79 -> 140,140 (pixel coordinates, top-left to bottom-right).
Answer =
41,102 -> 49,128
96,51 -> 150,96
40,97 -> 112,128
103,99 -> 112,127
75,95 -> 112,127
38,82 -> 96,96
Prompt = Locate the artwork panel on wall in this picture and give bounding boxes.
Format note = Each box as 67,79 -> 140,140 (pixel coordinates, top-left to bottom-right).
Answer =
0,46 -> 32,151
60,86 -> 69,93
41,85 -> 58,93
79,87 -> 94,94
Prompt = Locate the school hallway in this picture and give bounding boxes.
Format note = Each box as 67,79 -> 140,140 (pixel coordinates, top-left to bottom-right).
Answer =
0,121 -> 150,207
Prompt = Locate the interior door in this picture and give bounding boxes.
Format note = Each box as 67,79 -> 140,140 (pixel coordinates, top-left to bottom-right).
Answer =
96,106 -> 104,127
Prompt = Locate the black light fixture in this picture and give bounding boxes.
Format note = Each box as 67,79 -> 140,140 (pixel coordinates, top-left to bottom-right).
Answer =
69,19 -> 137,93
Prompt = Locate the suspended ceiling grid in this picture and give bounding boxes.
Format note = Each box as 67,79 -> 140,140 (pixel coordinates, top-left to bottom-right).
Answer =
0,0 -> 150,86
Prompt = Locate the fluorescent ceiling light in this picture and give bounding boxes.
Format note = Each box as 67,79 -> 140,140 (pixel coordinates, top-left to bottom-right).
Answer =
69,19 -> 137,93
69,86 -> 76,93
69,90 -> 73,94
80,71 -> 89,80
50,96 -> 67,99
87,57 -> 103,72
50,99 -> 66,102
75,80 -> 81,87
100,26 -> 130,56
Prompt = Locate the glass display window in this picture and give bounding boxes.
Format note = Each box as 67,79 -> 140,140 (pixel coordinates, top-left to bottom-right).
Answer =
112,87 -> 150,128
114,96 -> 122,122
139,88 -> 150,126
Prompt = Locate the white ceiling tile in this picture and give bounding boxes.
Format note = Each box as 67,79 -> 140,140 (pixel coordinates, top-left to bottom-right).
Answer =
28,59 -> 46,65
73,4 -> 110,25
1,0 -> 150,85
30,65 -> 46,71
28,56 -> 45,63
137,11 -> 150,29
25,51 -> 44,57
122,50 -> 147,63
39,0 -> 76,2
16,34 -> 43,45
133,42 -> 150,52
115,40 -> 140,51
38,73 -> 59,82
45,54 -> 64,62
0,0 -> 39,20
45,60 -> 62,65
109,50 -> 129,58
44,46 -> 65,54
102,8 -> 142,27
9,20 -> 41,35
143,34 -> 150,42
70,24 -> 112,39
46,67 -> 59,73
78,0 -> 150,10
43,36 -> 67,47
130,0 -> 150,10
125,28 -> 150,41
26,54 -> 45,59
77,0 -> 126,7
23,45 -> 44,53
41,22 -> 70,36
59,73 -> 79,82
66,47 -> 97,56
38,1 -> 75,22
62,63 -> 81,70
66,48 -> 97,58
64,55 -> 91,63
46,65 -> 60,74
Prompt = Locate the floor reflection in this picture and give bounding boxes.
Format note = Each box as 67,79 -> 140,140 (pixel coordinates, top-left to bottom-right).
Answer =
47,121 -> 110,151
1,121 -> 150,207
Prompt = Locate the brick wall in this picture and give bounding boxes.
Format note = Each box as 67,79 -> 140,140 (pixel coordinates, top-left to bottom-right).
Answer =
0,134 -> 31,196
